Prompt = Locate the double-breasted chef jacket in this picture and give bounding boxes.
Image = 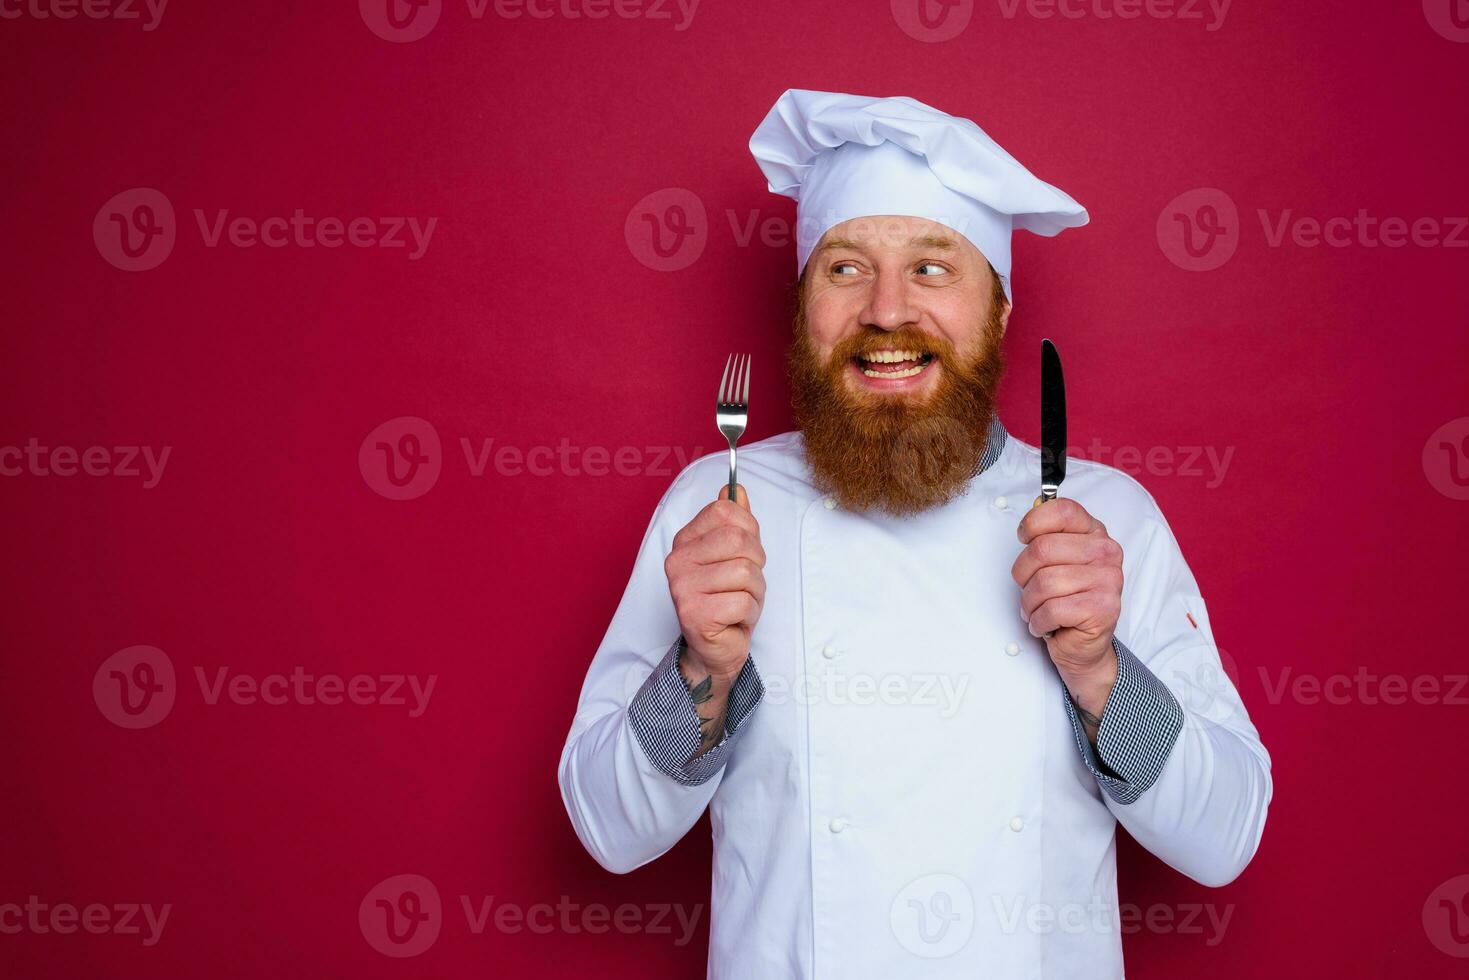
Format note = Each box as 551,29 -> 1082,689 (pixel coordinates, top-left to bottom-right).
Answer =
558,417 -> 1272,979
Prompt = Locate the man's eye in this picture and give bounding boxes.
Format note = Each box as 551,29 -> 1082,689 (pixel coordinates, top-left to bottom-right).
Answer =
917,263 -> 948,276
831,262 -> 860,276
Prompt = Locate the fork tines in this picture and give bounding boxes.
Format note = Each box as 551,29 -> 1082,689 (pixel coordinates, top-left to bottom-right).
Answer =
718,352 -> 750,409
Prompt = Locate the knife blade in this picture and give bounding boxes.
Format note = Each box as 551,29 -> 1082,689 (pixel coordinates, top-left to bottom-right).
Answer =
1038,338 -> 1067,505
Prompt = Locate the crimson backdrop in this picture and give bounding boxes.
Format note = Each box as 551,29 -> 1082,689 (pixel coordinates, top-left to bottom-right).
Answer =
3,1 -> 1468,977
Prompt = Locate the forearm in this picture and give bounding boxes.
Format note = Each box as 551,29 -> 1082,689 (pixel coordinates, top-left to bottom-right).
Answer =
1056,648 -> 1120,746
676,643 -> 738,761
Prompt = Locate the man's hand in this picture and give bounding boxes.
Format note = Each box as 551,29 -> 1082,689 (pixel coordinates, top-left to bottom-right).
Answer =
1011,497 -> 1123,740
664,484 -> 766,755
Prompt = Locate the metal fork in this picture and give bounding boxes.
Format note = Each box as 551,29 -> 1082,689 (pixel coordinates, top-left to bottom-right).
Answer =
716,353 -> 751,502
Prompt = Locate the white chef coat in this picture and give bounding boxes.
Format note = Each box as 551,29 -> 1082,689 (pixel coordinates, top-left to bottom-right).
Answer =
558,418 -> 1272,979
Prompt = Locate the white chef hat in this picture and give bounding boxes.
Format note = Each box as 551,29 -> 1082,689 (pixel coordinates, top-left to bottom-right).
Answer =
748,88 -> 1089,303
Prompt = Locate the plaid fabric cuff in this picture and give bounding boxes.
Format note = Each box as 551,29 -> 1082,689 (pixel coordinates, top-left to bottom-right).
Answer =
626,636 -> 765,787
1062,635 -> 1185,805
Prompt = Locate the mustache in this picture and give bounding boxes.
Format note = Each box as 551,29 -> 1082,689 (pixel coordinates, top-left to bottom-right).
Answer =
825,329 -> 972,385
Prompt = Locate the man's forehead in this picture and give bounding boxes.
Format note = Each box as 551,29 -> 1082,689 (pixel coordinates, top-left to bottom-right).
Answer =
814,216 -> 979,256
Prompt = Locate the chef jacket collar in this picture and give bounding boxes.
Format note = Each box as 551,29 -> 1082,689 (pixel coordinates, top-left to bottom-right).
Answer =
976,413 -> 1008,475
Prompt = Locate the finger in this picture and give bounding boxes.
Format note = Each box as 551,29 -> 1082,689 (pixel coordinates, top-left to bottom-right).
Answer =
1011,532 -> 1122,587
1017,497 -> 1103,544
1029,590 -> 1118,638
705,591 -> 760,630
1028,592 -> 1088,638
680,524 -> 766,567
685,557 -> 765,602
1019,564 -> 1120,621
673,491 -> 760,550
719,482 -> 751,511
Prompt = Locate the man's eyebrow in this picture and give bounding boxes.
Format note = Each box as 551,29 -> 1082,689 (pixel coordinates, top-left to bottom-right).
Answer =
815,237 -> 864,253
910,234 -> 958,250
815,234 -> 960,253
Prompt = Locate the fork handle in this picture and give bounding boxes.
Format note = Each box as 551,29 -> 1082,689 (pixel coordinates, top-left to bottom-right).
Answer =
726,445 -> 738,502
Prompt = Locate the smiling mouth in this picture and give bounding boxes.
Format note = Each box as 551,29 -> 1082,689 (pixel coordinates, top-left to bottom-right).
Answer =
852,348 -> 936,380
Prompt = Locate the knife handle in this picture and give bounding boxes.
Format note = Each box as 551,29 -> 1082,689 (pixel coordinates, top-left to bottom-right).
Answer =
1028,492 -> 1058,638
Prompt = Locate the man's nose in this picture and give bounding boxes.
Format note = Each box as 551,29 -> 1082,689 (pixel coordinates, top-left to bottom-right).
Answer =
858,267 -> 918,331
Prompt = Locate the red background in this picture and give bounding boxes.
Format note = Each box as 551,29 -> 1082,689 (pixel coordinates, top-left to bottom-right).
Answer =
3,1 -> 1468,976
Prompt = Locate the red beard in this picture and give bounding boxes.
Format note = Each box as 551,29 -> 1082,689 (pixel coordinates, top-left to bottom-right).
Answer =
786,285 -> 1008,518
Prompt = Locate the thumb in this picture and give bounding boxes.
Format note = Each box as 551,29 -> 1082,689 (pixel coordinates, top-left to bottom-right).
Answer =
718,483 -> 750,510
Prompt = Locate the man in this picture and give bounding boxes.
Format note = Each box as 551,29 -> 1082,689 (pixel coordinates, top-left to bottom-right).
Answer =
559,89 -> 1271,978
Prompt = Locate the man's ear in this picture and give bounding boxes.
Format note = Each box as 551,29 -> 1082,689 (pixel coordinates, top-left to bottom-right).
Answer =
999,300 -> 1012,337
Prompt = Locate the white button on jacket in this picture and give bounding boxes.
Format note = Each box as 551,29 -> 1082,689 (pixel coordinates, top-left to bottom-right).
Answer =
558,422 -> 1272,979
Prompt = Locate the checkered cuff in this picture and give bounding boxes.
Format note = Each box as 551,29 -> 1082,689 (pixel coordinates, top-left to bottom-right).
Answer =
1063,636 -> 1184,805
626,636 -> 765,786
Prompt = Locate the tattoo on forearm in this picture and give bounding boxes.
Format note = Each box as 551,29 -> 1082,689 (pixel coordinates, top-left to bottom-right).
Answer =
685,673 -> 726,748
1076,704 -> 1102,736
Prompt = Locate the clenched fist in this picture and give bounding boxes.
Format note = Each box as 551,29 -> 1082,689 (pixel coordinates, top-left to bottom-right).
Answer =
665,484 -> 767,683
1011,497 -> 1124,740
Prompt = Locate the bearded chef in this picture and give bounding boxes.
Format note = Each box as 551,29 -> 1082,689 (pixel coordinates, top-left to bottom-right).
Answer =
558,89 -> 1271,979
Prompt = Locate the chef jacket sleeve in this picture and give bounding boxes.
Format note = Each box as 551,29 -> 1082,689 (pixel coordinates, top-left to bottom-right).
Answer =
1060,497 -> 1272,888
1061,637 -> 1184,799
557,465 -> 766,875
626,634 -> 765,785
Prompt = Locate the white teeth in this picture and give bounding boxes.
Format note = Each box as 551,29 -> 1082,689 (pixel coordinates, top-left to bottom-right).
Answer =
861,363 -> 926,379
862,349 -> 923,364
